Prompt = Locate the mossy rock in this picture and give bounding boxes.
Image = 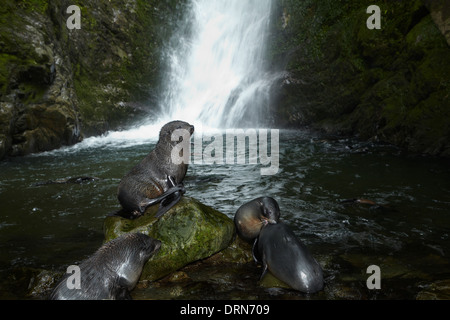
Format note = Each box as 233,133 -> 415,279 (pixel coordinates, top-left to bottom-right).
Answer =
269,0 -> 450,157
200,236 -> 254,266
104,197 -> 235,282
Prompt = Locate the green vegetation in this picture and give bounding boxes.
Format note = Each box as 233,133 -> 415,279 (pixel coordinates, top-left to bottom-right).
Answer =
270,0 -> 450,156
1,0 -> 449,158
16,0 -> 48,13
0,0 -> 188,158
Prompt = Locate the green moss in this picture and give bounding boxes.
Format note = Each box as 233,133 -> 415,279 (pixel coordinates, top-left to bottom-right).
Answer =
16,0 -> 48,14
270,0 -> 450,155
65,0 -> 171,134
104,197 -> 235,282
404,91 -> 450,153
406,15 -> 447,52
412,48 -> 450,99
0,52 -> 49,103
0,54 -> 18,95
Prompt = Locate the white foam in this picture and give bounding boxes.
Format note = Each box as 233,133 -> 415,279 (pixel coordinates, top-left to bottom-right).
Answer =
34,0 -> 277,156
159,0 -> 275,128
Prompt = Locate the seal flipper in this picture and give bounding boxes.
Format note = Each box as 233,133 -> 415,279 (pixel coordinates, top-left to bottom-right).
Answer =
257,239 -> 269,281
154,175 -> 186,218
108,208 -> 142,220
155,186 -> 184,218
252,238 -> 261,264
138,177 -> 185,215
113,277 -> 133,300
259,260 -> 269,281
138,185 -> 184,211
113,287 -> 132,300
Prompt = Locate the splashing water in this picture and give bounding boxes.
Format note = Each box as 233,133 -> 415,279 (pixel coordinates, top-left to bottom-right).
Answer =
42,0 -> 276,154
158,0 -> 275,129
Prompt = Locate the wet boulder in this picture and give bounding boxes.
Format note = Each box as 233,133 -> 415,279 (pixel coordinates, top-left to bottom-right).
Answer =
416,279 -> 450,300
104,197 -> 235,282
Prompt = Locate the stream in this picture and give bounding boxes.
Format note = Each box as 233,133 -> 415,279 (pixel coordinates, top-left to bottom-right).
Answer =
1,129 -> 449,299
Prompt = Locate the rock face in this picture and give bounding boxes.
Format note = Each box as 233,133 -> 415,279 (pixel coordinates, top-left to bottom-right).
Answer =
1,1 -> 81,158
424,0 -> 450,46
104,197 -> 235,282
269,0 -> 450,157
3,0 -> 449,159
0,0 -> 187,159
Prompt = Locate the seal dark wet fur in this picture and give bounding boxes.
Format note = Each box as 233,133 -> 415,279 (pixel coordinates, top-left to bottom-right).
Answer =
50,233 -> 161,300
234,196 -> 280,242
117,120 -> 194,219
256,222 -> 324,293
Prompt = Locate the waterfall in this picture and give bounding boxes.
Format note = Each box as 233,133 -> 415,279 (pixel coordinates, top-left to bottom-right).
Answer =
158,0 -> 275,129
46,0 -> 276,153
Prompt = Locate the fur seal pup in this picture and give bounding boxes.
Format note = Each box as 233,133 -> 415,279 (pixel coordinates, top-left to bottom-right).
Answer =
117,120 -> 194,219
255,222 -> 324,293
234,197 -> 281,243
50,233 -> 161,300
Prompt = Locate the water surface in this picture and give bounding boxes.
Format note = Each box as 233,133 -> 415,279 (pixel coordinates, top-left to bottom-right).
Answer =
1,129 -> 449,299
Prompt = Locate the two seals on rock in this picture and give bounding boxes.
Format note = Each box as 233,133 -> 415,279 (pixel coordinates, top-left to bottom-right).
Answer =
234,197 -> 324,294
50,233 -> 161,300
117,120 -> 194,219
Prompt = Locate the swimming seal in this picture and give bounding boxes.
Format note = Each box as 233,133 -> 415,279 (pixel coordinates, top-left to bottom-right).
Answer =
117,120 -> 194,219
234,196 -> 280,243
255,222 -> 324,293
50,233 -> 161,300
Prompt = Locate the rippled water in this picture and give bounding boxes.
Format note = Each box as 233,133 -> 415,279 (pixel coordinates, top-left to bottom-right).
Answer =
1,129 -> 450,299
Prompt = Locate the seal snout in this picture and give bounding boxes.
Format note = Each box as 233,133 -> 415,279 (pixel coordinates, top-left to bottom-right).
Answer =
261,217 -> 277,226
189,125 -> 194,135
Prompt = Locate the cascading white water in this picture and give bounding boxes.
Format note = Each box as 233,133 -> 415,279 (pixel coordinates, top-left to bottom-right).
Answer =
43,0 -> 276,153
158,0 -> 275,129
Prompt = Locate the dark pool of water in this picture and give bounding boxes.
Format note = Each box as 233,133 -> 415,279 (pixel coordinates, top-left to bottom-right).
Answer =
1,129 -> 449,299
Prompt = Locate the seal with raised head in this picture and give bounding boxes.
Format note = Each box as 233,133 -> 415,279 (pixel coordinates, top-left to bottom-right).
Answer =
255,222 -> 324,293
234,196 -> 280,243
50,232 -> 161,300
117,120 -> 194,219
